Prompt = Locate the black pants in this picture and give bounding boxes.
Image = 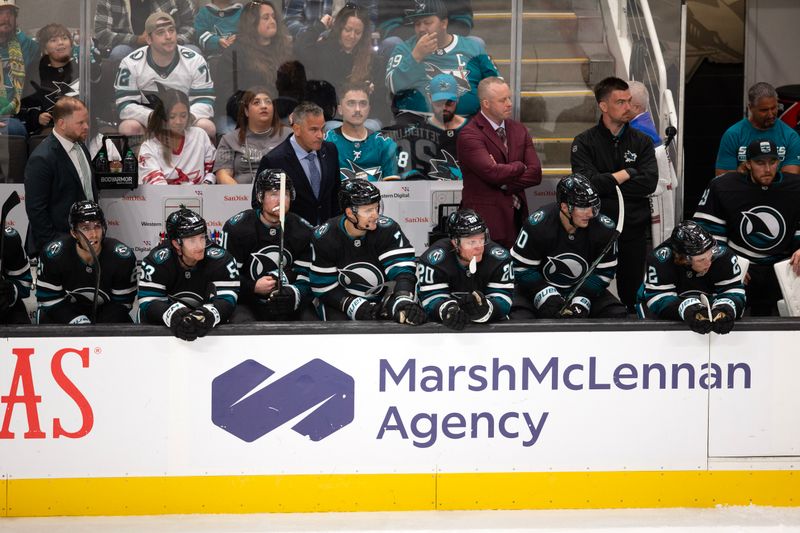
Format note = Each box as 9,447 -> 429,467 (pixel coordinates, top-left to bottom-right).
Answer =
0,299 -> 31,324
39,302 -> 132,324
616,222 -> 649,310
509,289 -> 627,319
746,263 -> 782,316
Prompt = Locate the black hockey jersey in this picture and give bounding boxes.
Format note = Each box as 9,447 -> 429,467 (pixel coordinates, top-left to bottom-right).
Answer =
138,242 -> 240,326
310,215 -> 417,312
36,236 -> 137,323
418,238 -> 513,322
1,226 -> 32,310
511,203 -> 618,307
637,242 -> 746,320
380,119 -> 464,180
693,171 -> 800,265
222,209 -> 313,306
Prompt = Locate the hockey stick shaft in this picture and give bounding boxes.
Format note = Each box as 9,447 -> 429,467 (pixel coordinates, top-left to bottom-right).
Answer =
559,185 -> 625,313
0,191 -> 21,277
277,172 -> 286,292
75,230 -> 101,324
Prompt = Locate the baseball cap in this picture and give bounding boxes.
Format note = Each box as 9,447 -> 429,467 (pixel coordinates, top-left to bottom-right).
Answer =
429,73 -> 458,102
746,139 -> 779,161
145,11 -> 176,34
0,0 -> 18,10
404,0 -> 448,23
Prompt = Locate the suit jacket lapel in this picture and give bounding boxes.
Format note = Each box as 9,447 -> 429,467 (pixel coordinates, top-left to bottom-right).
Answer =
477,114 -> 508,161
284,143 -> 313,199
52,135 -> 83,191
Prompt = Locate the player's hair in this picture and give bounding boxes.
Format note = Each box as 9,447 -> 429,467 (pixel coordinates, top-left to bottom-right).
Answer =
748,82 -> 778,107
477,77 -> 507,101
236,86 -> 284,145
339,81 -> 371,104
145,89 -> 192,164
327,4 -> 373,86
51,96 -> 86,122
237,0 -> 290,90
37,23 -> 71,49
594,76 -> 629,103
291,101 -> 324,125
627,80 -> 649,113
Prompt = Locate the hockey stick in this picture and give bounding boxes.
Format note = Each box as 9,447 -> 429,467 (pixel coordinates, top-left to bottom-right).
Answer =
0,191 -> 20,277
559,185 -> 625,315
74,230 -> 101,324
276,171 -> 287,292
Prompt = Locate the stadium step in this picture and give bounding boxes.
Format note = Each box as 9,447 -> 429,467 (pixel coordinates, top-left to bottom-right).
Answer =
471,0 -> 610,174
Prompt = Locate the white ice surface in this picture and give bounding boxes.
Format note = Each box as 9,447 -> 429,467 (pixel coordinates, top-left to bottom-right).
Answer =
3,507 -> 800,532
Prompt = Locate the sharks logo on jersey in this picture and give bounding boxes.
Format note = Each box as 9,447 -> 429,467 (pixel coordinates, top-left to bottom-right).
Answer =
543,253 -> 588,288
341,160 -> 382,181
249,245 -> 293,279
427,248 -> 446,265
424,63 -> 472,97
338,262 -> 386,297
428,150 -> 461,180
172,290 -> 204,307
738,205 -> 786,251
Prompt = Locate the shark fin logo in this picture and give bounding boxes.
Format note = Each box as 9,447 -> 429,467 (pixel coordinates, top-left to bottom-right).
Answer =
429,149 -> 462,180
738,206 -> 786,251
340,160 -> 382,181
339,262 -> 385,297
543,253 -> 587,287
249,245 -> 291,279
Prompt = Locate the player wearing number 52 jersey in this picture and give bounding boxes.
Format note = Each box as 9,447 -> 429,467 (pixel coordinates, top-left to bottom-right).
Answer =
418,209 -> 513,330
310,179 -> 425,323
138,207 -> 239,341
637,221 -> 745,334
511,174 -> 627,319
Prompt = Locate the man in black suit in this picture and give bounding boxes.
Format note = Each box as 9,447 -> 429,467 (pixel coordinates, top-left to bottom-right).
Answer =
24,96 -> 96,257
256,102 -> 341,226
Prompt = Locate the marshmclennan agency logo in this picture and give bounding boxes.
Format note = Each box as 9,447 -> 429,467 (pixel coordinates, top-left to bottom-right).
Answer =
212,359 -> 354,442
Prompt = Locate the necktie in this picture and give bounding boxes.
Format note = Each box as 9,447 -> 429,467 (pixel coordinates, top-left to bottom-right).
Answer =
72,143 -> 93,201
306,152 -> 321,198
497,126 -> 507,151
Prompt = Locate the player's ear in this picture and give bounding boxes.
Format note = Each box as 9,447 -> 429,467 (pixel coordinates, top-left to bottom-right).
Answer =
598,100 -> 608,114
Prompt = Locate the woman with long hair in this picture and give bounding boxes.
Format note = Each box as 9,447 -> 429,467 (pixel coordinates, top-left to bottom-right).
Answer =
214,86 -> 290,184
295,3 -> 389,124
138,89 -> 216,185
213,0 -> 292,129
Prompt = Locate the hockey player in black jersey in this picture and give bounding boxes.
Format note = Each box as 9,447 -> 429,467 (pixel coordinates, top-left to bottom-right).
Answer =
310,178 -> 425,323
637,221 -> 745,334
511,174 -> 627,319
224,170 -> 314,321
694,139 -> 800,315
0,226 -> 32,324
418,209 -> 513,330
36,201 -> 137,324
139,207 -> 240,340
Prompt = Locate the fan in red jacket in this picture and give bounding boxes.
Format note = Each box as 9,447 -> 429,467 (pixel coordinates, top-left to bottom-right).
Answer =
457,77 -> 542,249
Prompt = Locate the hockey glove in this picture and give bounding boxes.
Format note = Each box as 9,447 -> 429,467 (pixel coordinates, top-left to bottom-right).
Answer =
562,296 -> 591,319
189,306 -> 218,338
263,286 -> 299,318
441,300 -> 468,331
711,299 -> 736,334
458,291 -> 493,322
391,294 -> 426,325
535,289 -> 567,319
169,307 -> 198,341
69,315 -> 91,325
0,279 -> 16,313
344,296 -> 379,321
680,299 -> 712,335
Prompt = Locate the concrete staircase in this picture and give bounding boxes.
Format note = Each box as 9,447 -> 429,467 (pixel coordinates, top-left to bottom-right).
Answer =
472,0 -> 614,177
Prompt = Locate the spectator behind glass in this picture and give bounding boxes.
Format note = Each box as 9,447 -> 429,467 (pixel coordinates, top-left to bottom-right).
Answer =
194,0 -> 243,56
213,0 -> 292,132
275,59 -> 306,122
295,3 -> 389,125
138,88 -> 217,185
283,0 -> 376,39
19,23 -> 78,136
0,0 -> 39,136
215,86 -> 290,184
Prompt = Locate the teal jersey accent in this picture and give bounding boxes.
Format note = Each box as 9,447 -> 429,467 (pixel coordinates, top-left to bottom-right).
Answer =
324,127 -> 399,181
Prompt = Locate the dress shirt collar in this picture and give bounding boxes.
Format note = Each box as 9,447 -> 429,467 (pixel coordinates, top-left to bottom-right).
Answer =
481,111 -> 505,132
53,129 -> 79,154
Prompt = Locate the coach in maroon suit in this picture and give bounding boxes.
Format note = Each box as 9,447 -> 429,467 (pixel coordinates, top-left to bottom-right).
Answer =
457,77 -> 542,249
